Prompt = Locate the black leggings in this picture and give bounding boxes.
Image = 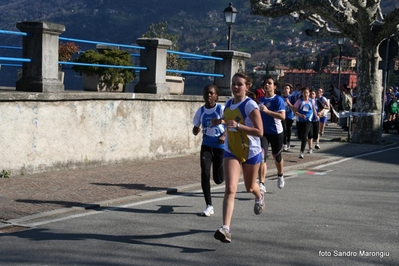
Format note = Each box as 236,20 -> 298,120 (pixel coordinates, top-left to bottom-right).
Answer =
282,118 -> 294,144
308,121 -> 319,140
296,122 -> 312,152
200,145 -> 224,206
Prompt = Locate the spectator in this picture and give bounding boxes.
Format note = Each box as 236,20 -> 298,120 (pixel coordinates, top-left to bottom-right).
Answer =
338,85 -> 353,131
329,84 -> 340,123
387,93 -> 398,122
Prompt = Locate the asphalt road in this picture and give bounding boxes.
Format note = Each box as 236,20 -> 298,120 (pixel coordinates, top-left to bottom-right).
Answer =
0,147 -> 398,266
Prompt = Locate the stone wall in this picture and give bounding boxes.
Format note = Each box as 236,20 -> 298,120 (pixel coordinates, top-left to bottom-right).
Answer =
0,91 -> 228,175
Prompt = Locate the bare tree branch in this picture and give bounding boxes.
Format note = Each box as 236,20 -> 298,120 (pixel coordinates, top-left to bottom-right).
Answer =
251,0 -> 358,37
251,0 -> 398,43
376,8 -> 399,40
250,0 -> 302,17
250,0 -> 399,144
347,0 -> 363,10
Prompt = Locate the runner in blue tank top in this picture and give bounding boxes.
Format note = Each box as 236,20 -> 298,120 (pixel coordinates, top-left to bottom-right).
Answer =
307,89 -> 320,154
316,87 -> 330,144
291,87 -> 319,159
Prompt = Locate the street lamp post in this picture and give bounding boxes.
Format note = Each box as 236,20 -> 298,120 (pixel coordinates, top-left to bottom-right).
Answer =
224,3 -> 237,50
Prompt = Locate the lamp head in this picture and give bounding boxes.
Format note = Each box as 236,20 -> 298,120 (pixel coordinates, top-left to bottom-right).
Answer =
224,3 -> 237,25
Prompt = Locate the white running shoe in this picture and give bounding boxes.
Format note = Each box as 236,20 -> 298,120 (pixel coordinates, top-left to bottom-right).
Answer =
260,183 -> 267,193
254,193 -> 265,215
201,205 -> 214,217
277,175 -> 285,189
299,152 -> 304,159
283,144 -> 288,151
214,226 -> 231,243
308,148 -> 313,154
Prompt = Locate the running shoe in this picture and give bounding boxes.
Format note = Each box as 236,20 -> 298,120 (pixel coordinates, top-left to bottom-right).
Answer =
260,183 -> 267,194
308,148 -> 313,154
214,226 -> 231,243
254,192 -> 265,215
201,205 -> 214,217
299,152 -> 304,159
315,143 -> 320,149
283,144 -> 288,151
277,175 -> 285,189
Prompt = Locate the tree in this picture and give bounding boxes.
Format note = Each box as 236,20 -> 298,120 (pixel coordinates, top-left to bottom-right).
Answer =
72,49 -> 135,90
59,42 -> 80,62
59,42 -> 80,70
250,0 -> 399,143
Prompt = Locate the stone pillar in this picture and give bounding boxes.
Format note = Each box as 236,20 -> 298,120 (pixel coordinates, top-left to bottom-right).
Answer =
134,38 -> 172,94
212,50 -> 251,96
16,21 -> 65,92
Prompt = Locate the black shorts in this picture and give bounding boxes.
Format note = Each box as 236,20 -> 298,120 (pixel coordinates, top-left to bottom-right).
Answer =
261,133 -> 284,161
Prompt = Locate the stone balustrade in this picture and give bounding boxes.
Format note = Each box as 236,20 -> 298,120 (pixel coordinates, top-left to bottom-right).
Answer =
1,21 -> 250,175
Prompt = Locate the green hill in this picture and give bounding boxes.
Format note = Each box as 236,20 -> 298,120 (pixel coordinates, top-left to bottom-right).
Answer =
1,0 -> 398,90
0,1 -> 312,66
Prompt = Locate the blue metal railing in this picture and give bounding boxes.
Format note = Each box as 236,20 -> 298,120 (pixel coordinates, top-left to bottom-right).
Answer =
167,50 -> 223,61
60,61 -> 147,71
0,30 -> 28,37
0,31 -> 29,67
0,31 -> 146,71
166,50 -> 223,77
0,56 -> 30,63
0,28 -> 225,83
0,63 -> 21,67
59,36 -> 145,50
58,36 -> 145,71
0,45 -> 22,50
166,69 -> 223,77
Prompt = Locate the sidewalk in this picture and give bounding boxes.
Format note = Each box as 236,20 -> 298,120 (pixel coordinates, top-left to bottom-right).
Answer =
1,123 -> 397,227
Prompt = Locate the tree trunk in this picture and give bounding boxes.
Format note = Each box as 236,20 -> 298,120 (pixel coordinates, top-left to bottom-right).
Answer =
351,44 -> 383,143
